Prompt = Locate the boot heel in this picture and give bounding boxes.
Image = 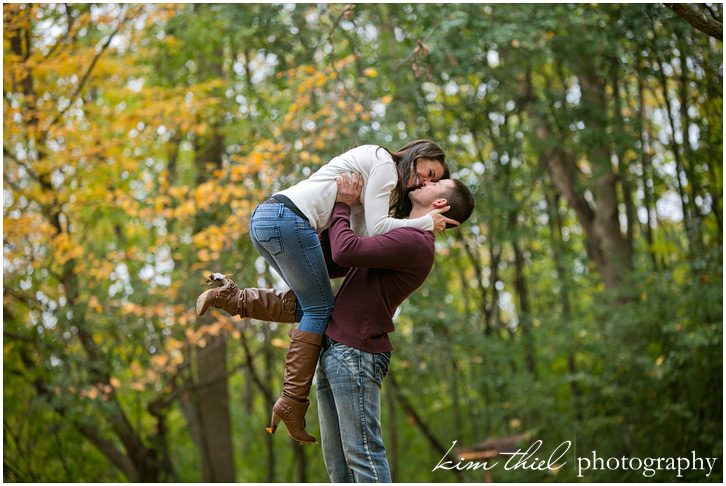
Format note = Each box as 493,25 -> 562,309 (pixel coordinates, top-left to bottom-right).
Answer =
265,411 -> 281,435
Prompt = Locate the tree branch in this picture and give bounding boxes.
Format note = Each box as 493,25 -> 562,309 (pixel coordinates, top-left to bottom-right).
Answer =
147,395 -> 181,482
393,22 -> 441,68
13,340 -> 138,480
76,422 -> 137,480
43,4 -> 87,59
3,418 -> 38,481
326,4 -> 360,103
238,328 -> 276,404
3,144 -> 23,166
665,3 -> 723,41
49,7 -> 131,127
387,372 -> 464,482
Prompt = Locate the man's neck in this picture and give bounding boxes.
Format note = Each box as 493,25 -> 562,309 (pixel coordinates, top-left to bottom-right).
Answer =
408,206 -> 430,221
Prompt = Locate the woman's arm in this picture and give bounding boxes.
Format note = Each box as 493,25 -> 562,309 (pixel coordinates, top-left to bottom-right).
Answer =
329,203 -> 432,269
362,163 -> 434,236
331,174 -> 432,269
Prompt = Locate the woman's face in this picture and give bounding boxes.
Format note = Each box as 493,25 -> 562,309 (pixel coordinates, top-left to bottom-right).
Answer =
407,158 -> 445,188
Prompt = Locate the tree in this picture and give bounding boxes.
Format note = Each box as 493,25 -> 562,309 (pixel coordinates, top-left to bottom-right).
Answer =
4,4 -> 722,482
4,4 -> 182,481
665,3 -> 723,41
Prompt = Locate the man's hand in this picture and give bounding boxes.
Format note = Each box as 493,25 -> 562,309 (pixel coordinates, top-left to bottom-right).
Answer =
427,207 -> 459,233
335,173 -> 363,207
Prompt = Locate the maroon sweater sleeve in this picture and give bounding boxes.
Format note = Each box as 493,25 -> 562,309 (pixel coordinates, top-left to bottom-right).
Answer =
319,229 -> 349,279
329,202 -> 427,269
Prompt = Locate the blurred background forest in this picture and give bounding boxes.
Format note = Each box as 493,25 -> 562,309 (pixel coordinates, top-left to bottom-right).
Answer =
3,3 -> 723,483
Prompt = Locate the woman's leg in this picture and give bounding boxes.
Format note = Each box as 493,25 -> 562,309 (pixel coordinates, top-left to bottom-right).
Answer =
249,202 -> 333,443
196,273 -> 300,323
249,204 -> 335,334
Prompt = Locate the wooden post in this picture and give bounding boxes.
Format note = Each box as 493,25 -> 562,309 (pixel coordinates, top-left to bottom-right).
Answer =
455,433 -> 530,483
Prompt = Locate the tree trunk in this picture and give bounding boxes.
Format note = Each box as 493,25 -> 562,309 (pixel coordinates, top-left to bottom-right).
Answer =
653,54 -> 695,242
544,189 -> 583,424
609,58 -> 635,266
526,63 -> 631,291
512,238 -> 536,378
295,442 -> 308,482
578,70 -> 632,281
536,143 -> 623,290
488,241 -> 502,331
636,69 -> 660,270
195,333 -> 236,482
185,126 -> 236,482
458,232 -> 491,334
264,326 -> 277,483
449,355 -> 463,436
386,389 -> 399,482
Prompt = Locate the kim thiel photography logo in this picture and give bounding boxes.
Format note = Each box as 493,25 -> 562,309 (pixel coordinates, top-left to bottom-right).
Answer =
433,439 -> 719,479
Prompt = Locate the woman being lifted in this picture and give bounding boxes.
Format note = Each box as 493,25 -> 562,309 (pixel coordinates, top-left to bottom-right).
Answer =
197,140 -> 457,444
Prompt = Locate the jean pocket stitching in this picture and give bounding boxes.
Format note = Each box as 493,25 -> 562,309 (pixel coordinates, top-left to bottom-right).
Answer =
252,225 -> 284,255
329,345 -> 358,376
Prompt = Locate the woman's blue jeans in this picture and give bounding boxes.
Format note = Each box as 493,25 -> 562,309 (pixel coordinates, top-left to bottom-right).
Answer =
316,337 -> 392,482
249,202 -> 335,335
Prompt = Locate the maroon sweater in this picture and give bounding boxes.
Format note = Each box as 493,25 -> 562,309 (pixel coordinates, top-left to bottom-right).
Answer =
321,202 -> 435,353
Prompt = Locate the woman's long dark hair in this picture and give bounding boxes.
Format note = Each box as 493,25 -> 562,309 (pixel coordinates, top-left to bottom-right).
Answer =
377,140 -> 450,218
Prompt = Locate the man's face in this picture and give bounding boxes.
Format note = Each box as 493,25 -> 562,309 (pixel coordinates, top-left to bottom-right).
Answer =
409,179 -> 455,208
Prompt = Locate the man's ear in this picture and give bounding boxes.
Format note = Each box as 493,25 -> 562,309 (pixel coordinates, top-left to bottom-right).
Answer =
432,198 -> 448,209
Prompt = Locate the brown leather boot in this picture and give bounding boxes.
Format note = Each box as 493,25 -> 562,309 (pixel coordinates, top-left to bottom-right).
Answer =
196,273 -> 297,323
266,328 -> 323,444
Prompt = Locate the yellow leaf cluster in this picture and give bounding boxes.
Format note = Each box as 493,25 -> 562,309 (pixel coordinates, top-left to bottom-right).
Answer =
89,296 -> 103,313
52,233 -> 84,266
271,337 -> 289,349
184,320 -> 233,348
335,55 -> 357,70
193,225 -> 227,261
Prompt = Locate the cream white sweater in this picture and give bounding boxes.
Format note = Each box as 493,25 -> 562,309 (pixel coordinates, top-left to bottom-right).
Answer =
276,145 -> 434,237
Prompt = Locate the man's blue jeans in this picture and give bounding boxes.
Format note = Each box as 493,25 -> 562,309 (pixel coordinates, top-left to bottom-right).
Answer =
249,203 -> 335,335
316,336 -> 392,482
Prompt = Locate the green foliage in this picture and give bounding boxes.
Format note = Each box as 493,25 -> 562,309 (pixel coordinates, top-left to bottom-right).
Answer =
4,3 -> 722,483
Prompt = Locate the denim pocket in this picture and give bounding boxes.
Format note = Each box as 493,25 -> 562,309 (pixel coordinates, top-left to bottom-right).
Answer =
252,226 -> 283,255
374,352 -> 391,383
330,342 -> 356,362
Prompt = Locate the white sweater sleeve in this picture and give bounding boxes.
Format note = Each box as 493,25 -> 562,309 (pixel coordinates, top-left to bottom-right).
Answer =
364,163 -> 435,236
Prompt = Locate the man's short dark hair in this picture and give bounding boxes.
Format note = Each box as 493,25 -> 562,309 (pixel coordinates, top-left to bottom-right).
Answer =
441,179 -> 475,228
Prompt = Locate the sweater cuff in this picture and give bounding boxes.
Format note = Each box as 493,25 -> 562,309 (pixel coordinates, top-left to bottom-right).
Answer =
333,201 -> 352,213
